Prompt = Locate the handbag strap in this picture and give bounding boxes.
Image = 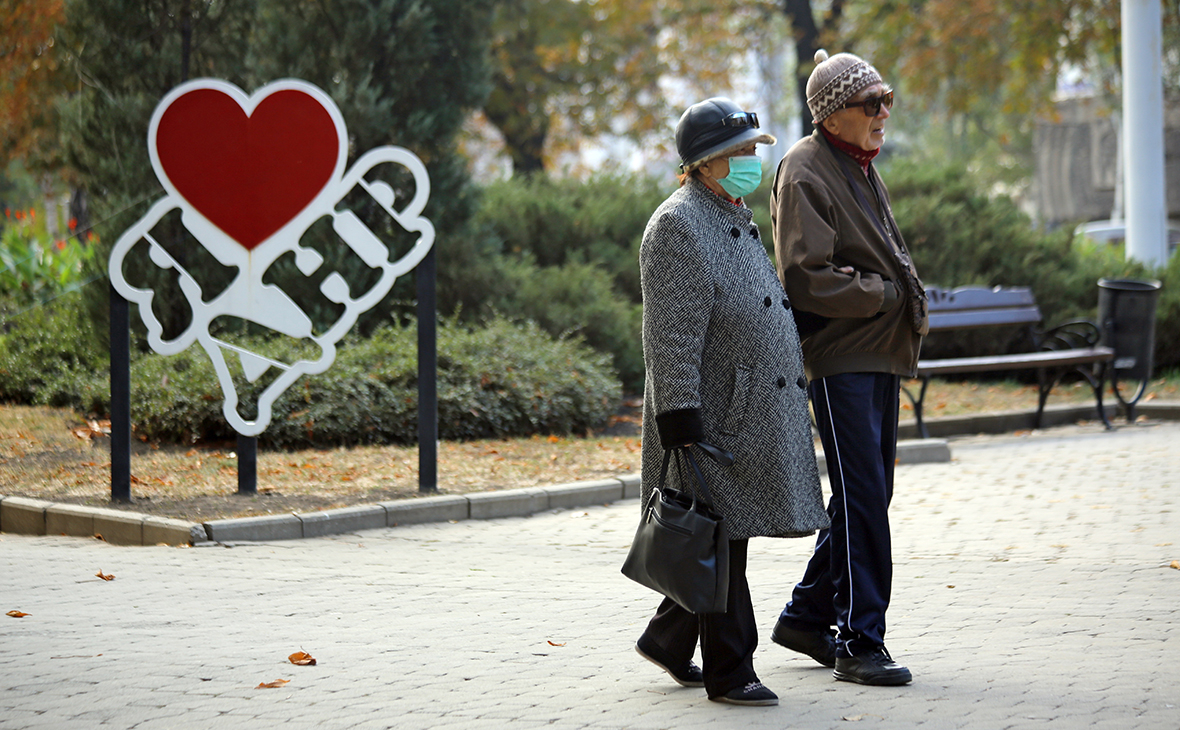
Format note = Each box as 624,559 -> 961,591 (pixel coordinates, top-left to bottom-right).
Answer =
682,448 -> 719,511
654,441 -> 732,512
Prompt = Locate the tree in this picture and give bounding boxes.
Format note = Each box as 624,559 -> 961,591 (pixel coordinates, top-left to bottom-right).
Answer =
250,0 -> 496,326
780,0 -> 845,135
846,1 -> 1123,120
484,0 -> 753,175
56,0 -> 257,226
0,0 -> 70,173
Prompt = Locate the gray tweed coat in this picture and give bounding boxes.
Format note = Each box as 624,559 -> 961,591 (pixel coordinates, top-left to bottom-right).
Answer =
640,178 -> 829,540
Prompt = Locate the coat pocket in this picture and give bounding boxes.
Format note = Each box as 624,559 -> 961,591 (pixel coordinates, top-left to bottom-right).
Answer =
720,364 -> 754,436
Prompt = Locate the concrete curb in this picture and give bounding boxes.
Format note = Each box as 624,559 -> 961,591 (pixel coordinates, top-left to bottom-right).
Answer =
896,400 -> 1180,440
1,495 -> 206,546
0,439 -> 955,545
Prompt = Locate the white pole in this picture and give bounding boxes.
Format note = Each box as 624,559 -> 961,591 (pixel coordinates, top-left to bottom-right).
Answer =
1121,0 -> 1168,267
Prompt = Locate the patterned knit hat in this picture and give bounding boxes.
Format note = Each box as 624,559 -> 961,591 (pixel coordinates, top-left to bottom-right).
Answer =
806,49 -> 883,123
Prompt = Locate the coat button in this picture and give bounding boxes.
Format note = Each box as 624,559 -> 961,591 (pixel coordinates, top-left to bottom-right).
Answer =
763,296 -> 772,307
797,376 -> 808,389
782,297 -> 790,309
730,227 -> 740,238
750,227 -> 759,239
777,376 -> 787,388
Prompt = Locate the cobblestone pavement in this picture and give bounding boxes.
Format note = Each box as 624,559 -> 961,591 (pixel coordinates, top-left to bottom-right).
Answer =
1,422 -> 1178,730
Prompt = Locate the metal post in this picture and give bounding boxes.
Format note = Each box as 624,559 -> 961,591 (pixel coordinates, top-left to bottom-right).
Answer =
109,284 -> 132,503
237,434 -> 257,495
417,246 -> 438,493
1121,0 -> 1168,268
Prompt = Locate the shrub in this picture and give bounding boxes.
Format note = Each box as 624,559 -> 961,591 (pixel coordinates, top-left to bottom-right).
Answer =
0,308 -> 620,448
475,171 -> 667,302
490,257 -> 644,392
1,208 -> 101,308
461,171 -> 670,393
1151,249 -> 1180,370
0,294 -> 108,411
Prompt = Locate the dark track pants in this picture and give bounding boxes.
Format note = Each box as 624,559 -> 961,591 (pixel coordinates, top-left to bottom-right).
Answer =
778,372 -> 900,656
640,538 -> 758,696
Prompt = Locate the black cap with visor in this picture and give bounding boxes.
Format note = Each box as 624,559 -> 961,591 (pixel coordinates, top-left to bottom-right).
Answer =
675,97 -> 776,171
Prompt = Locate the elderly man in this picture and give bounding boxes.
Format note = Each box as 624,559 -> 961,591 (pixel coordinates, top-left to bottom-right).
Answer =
768,50 -> 928,686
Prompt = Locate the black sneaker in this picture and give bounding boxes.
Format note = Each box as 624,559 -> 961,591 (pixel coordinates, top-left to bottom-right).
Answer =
635,637 -> 704,687
833,646 -> 912,686
709,681 -> 779,706
770,619 -> 837,668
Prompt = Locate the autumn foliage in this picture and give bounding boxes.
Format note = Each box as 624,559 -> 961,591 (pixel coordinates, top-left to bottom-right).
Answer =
0,0 -> 70,167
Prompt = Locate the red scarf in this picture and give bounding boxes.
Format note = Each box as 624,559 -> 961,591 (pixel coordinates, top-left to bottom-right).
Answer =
820,126 -> 878,175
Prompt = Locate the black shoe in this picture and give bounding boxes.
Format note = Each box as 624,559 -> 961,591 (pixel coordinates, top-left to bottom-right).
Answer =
833,646 -> 912,686
709,681 -> 779,706
635,637 -> 704,687
770,620 -> 837,668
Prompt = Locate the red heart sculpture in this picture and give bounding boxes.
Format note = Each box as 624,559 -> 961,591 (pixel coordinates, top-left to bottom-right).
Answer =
154,87 -> 340,250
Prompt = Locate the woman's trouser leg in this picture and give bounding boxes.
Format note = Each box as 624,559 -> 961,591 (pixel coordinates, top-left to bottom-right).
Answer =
642,539 -> 759,696
699,538 -> 759,696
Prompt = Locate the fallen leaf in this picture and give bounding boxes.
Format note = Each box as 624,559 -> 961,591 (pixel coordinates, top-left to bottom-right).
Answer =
6,610 -> 29,618
547,641 -> 566,647
1171,560 -> 1179,570
842,713 -> 883,722
255,678 -> 290,689
547,435 -> 560,443
96,570 -> 115,581
288,651 -> 317,666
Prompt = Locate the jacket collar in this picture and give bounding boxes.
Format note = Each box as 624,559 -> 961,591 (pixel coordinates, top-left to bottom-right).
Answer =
685,177 -> 753,222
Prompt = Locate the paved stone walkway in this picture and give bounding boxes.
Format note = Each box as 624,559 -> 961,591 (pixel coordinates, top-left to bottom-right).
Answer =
1,422 -> 1177,729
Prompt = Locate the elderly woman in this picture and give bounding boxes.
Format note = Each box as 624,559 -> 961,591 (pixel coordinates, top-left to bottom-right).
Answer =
633,97 -> 829,706
769,51 -> 927,687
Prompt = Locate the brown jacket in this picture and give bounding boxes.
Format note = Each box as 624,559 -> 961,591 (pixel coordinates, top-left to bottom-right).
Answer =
771,131 -> 923,379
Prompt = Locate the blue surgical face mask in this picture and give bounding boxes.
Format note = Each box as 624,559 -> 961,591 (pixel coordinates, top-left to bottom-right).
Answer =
716,155 -> 762,198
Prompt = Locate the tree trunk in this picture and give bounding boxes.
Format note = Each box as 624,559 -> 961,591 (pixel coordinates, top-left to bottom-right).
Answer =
782,0 -> 845,136
782,0 -> 818,136
484,76 -> 549,176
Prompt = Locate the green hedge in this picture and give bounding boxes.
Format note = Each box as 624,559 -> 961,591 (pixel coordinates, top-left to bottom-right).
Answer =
0,301 -> 620,447
465,171 -> 668,392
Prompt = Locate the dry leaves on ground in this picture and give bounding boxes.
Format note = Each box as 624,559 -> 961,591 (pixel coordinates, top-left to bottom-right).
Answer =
95,570 -> 115,581
288,651 -> 316,666
256,678 -> 290,689
6,610 -> 29,618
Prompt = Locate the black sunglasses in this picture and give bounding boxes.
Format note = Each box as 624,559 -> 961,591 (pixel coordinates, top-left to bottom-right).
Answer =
840,90 -> 894,117
720,111 -> 759,129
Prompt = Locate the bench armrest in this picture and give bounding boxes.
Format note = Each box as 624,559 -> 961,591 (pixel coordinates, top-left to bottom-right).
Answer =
1036,318 -> 1101,351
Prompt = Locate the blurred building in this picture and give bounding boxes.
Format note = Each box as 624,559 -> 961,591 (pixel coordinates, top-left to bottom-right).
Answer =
1034,95 -> 1180,245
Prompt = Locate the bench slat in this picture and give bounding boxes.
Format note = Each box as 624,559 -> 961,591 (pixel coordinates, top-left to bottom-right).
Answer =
926,286 -> 1036,309
917,346 -> 1115,376
928,306 -> 1042,332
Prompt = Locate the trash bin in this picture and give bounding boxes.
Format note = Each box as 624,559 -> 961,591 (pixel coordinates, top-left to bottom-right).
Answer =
1097,278 -> 1162,420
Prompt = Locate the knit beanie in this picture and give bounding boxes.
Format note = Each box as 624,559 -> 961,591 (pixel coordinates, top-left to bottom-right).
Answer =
806,49 -> 883,123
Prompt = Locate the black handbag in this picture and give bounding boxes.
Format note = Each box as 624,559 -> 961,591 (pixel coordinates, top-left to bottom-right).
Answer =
621,443 -> 732,614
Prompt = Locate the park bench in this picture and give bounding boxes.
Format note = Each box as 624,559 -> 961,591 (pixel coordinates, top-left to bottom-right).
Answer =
904,286 -> 1115,438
